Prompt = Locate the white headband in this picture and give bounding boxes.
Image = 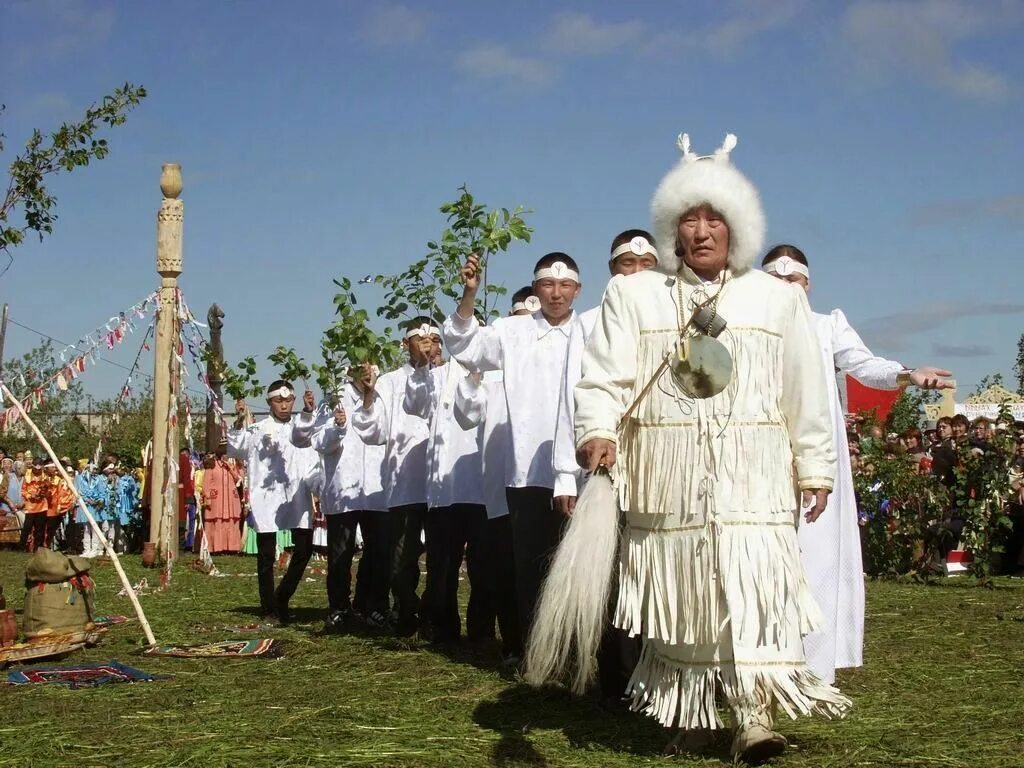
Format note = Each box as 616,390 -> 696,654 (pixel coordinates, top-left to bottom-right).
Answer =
511,296 -> 542,314
610,236 -> 658,262
266,385 -> 295,400
405,323 -> 441,339
764,255 -> 809,279
533,260 -> 579,284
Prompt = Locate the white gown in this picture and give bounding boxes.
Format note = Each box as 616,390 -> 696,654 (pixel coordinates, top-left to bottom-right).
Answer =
800,309 -> 902,683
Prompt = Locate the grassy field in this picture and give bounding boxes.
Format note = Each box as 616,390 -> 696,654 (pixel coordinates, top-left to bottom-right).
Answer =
0,550 -> 1021,768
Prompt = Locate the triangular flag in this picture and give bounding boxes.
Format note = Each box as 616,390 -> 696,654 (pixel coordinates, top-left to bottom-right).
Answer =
56,373 -> 68,391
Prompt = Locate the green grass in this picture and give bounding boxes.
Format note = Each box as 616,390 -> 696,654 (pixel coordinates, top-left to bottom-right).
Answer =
0,550 -> 1022,768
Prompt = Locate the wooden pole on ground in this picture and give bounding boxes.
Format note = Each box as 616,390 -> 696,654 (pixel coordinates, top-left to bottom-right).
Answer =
148,164 -> 183,563
1,383 -> 157,646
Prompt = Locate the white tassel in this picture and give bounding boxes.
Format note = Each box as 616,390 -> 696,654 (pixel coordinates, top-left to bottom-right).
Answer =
524,471 -> 619,694
716,133 -> 738,160
676,132 -> 693,159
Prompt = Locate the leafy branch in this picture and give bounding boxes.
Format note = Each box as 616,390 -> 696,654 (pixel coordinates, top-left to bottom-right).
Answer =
1,83 -> 147,275
267,346 -> 310,390
313,277 -> 401,397
374,185 -> 531,325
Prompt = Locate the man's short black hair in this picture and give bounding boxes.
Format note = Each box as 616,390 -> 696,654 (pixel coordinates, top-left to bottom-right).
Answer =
610,229 -> 656,254
532,252 -> 580,275
511,285 -> 534,304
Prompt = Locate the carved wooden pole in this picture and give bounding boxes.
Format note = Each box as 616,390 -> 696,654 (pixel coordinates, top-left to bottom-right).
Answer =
148,163 -> 183,562
205,303 -> 225,453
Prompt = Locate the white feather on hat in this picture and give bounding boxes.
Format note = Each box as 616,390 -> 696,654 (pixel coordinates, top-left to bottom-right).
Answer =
650,132 -> 765,276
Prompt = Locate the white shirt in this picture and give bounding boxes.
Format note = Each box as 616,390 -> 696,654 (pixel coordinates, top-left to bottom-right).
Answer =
404,360 -> 484,509
226,415 -> 319,533
443,310 -> 574,490
552,305 -> 600,497
351,364 -> 429,509
292,383 -> 387,515
453,370 -> 511,519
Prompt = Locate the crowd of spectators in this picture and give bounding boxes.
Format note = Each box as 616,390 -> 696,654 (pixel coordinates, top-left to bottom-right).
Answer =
848,411 -> 1024,577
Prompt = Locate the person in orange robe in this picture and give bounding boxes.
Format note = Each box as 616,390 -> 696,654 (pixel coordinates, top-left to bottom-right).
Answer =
200,454 -> 243,554
20,459 -> 50,551
45,465 -> 77,549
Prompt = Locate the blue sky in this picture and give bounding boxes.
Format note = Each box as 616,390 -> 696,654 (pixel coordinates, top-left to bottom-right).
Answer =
1,0 -> 1022,403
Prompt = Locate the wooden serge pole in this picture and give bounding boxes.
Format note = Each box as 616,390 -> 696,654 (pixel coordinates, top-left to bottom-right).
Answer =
148,164 -> 183,563
1,383 -> 157,646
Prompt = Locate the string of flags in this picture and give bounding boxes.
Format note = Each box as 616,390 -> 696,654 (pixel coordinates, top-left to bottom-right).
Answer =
0,292 -> 159,431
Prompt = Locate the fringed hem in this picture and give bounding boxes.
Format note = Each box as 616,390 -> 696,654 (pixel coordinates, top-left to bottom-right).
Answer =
615,524 -> 822,646
628,643 -> 853,730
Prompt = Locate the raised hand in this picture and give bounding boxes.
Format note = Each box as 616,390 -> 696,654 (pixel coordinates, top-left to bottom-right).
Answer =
576,437 -> 617,471
334,404 -> 347,427
910,367 -> 954,389
461,253 -> 481,293
303,390 -> 316,413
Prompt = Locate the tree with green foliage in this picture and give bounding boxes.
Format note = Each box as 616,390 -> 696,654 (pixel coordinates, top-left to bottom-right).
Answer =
374,185 -> 532,325
0,83 -> 146,275
973,372 -> 1005,395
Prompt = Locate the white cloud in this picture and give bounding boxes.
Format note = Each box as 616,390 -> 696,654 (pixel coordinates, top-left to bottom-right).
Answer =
360,3 -> 430,46
541,12 -> 646,54
858,302 -> 1024,352
455,45 -> 554,87
841,0 -> 1019,102
931,342 -> 993,358
540,3 -> 805,60
909,195 -> 1024,226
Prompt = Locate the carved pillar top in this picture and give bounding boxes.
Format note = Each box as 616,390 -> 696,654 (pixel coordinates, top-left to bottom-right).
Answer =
157,163 -> 183,277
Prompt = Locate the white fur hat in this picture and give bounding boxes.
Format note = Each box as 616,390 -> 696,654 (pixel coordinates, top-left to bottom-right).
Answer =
650,133 -> 765,275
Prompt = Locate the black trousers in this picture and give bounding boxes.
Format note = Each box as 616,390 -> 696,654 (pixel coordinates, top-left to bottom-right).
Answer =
354,513 -> 390,616
506,486 -> 565,640
480,513 -> 522,657
326,511 -> 387,614
20,513 -> 46,552
385,504 -> 426,629
421,504 -> 487,642
596,528 -> 641,698
256,528 -> 314,615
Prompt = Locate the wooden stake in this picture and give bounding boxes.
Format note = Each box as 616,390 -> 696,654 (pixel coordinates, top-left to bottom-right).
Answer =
1,382 -> 157,646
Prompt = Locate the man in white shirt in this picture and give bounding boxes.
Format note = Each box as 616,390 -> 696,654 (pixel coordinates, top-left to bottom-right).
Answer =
295,369 -> 391,629
762,243 -> 952,685
404,353 -> 485,644
228,380 -> 319,623
551,228 -> 660,706
352,318 -> 435,636
442,252 -> 580,641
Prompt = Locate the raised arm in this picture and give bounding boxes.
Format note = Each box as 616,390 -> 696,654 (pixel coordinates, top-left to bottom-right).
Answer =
442,254 -> 503,372
453,372 -> 487,430
351,366 -> 389,447
831,309 -> 952,391
403,365 -> 437,421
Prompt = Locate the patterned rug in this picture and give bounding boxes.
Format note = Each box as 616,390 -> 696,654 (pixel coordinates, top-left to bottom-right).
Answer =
93,615 -> 130,627
5,661 -> 169,688
142,638 -> 282,658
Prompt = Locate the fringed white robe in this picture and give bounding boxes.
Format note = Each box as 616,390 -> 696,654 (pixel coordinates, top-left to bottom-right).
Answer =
575,267 -> 852,730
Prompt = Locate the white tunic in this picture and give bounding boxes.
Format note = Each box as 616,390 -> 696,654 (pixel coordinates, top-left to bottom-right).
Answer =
292,383 -> 388,515
404,360 -> 484,509
443,310 -> 573,490
226,416 -> 319,533
351,364 -> 429,509
453,370 -> 511,520
552,306 -> 599,497
800,308 -> 903,682
575,267 -> 848,730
